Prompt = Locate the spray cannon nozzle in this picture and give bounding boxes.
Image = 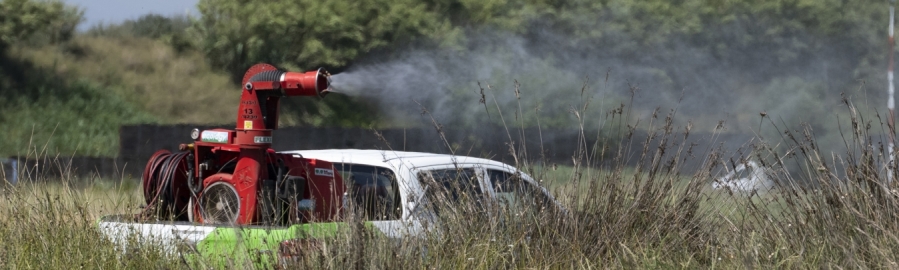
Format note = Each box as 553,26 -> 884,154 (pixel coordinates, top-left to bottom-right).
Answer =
237,63 -> 333,131
280,68 -> 331,97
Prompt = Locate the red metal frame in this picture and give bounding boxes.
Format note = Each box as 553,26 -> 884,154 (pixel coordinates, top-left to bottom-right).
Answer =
143,63 -> 344,225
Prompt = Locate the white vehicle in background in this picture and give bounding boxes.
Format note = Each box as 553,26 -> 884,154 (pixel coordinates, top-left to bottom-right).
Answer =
98,149 -> 563,265
712,161 -> 774,192
283,149 -> 564,238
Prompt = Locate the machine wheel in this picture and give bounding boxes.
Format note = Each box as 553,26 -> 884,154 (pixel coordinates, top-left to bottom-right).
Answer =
198,181 -> 241,224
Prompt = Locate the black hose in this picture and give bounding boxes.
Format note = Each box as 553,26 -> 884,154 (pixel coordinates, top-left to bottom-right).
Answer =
276,159 -> 285,199
142,151 -> 191,219
158,153 -> 179,213
186,154 -> 202,194
248,70 -> 284,83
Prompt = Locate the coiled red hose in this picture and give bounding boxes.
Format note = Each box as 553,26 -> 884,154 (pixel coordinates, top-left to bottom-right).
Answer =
141,150 -> 193,220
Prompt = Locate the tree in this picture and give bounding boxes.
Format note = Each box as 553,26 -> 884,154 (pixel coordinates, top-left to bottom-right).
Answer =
87,14 -> 194,53
0,0 -> 82,53
192,0 -> 440,81
191,0 -> 550,81
88,14 -> 192,40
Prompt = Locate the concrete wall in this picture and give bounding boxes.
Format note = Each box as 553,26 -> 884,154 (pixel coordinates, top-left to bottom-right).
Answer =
4,124 -> 760,181
117,124 -> 594,178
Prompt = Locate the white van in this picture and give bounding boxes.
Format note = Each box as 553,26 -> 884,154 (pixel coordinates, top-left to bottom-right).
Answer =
284,149 -> 563,238
98,149 -> 563,262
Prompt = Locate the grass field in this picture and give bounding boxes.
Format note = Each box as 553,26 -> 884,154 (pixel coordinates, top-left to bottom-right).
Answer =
3,79 -> 899,268
5,112 -> 899,269
0,177 -> 181,268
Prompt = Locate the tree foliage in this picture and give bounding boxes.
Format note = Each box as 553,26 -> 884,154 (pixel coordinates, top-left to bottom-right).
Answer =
185,0 -> 892,134
0,0 -> 82,52
193,0 -> 428,80
191,0 -> 887,94
2,0 -> 897,154
87,14 -> 194,52
87,14 -> 191,39
191,0 -> 560,81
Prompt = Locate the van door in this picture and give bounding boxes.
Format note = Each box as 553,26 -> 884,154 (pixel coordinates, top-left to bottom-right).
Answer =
334,163 -> 418,239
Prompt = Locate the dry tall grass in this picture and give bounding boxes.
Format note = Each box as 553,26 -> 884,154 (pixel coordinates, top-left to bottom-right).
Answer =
3,87 -> 899,269
0,177 -> 180,268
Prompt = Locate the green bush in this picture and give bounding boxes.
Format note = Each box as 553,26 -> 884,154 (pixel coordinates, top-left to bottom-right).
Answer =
0,0 -> 83,52
0,78 -> 155,157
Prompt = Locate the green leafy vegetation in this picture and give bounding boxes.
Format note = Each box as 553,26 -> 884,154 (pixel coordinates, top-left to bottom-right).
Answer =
0,77 -> 155,157
0,0 -> 81,51
0,35 -> 235,156
0,0 -> 895,157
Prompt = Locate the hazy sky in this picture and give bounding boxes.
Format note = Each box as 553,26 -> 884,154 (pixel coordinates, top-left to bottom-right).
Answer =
63,0 -> 199,31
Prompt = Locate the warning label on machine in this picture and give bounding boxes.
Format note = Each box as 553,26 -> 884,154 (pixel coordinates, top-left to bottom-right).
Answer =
314,168 -> 334,177
253,136 -> 272,144
201,131 -> 229,143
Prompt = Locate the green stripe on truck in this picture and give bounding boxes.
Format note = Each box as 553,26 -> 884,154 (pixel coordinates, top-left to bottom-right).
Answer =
195,222 -> 376,268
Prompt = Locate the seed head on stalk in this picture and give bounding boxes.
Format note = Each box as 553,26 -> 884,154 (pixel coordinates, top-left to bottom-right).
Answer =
759,111 -> 768,138
478,82 -> 490,119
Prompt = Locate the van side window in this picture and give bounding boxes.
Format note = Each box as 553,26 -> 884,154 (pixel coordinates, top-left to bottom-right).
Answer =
335,163 -> 401,220
418,168 -> 486,216
487,169 -> 552,213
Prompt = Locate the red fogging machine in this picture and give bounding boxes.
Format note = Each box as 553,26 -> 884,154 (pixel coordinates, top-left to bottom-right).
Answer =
141,63 -> 345,225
